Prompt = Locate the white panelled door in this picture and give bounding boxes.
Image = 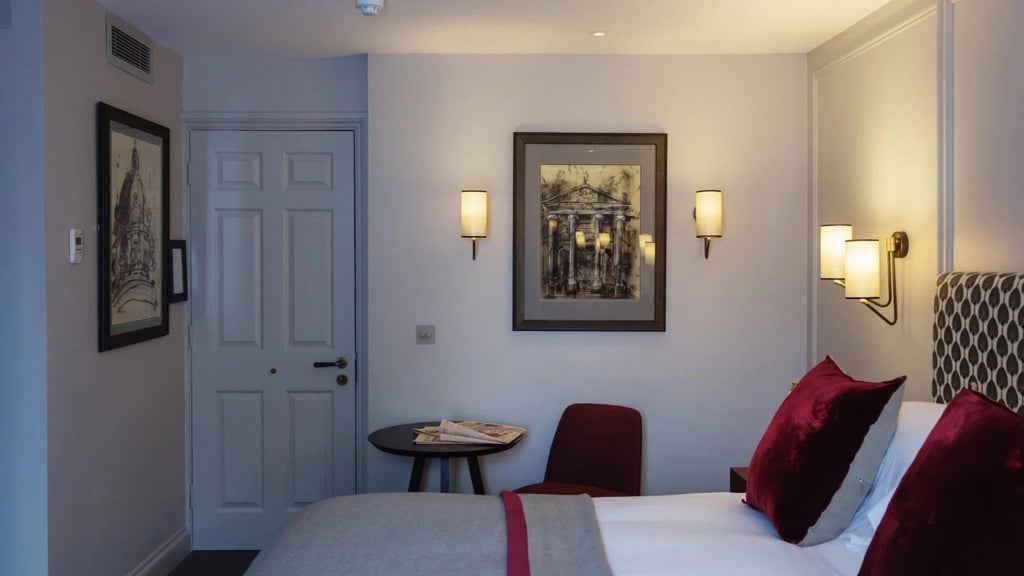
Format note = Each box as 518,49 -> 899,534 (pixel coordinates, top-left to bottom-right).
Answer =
190,130 -> 357,549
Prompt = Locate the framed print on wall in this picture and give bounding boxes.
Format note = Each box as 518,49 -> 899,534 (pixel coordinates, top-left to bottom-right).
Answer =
97,102 -> 171,351
169,239 -> 188,303
513,132 -> 667,331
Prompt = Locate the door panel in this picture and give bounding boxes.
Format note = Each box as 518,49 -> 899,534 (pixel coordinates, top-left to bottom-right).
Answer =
285,210 -> 333,347
219,392 -> 263,508
191,130 -> 356,549
217,210 -> 262,346
289,392 -> 334,507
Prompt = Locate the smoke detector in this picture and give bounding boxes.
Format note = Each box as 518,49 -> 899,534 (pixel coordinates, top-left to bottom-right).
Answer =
355,0 -> 383,15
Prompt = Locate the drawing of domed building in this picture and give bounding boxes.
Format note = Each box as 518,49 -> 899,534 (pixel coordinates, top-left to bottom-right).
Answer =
110,142 -> 158,314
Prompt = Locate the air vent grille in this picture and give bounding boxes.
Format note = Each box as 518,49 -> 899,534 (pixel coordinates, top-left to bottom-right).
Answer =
106,13 -> 153,83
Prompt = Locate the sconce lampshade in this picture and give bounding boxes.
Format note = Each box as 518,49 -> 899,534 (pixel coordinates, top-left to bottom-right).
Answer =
643,242 -> 656,266
460,190 -> 488,238
638,234 -> 653,265
695,190 -> 723,238
598,232 -> 611,251
844,239 -> 881,299
820,224 -> 853,280
575,231 -> 586,248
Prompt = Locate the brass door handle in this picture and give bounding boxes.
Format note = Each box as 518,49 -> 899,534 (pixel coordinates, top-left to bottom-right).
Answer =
314,357 -> 348,369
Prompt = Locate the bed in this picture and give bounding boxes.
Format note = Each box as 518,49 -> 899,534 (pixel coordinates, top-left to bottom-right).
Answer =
246,272 -> 1024,576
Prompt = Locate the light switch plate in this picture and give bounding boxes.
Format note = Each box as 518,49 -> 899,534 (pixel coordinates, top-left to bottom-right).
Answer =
69,228 -> 83,264
415,325 -> 435,345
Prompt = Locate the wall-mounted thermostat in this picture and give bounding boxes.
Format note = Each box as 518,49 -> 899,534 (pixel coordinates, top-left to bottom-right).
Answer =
69,228 -> 83,264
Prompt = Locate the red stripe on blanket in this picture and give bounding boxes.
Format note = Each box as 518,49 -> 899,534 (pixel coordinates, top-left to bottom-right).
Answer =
500,490 -> 531,576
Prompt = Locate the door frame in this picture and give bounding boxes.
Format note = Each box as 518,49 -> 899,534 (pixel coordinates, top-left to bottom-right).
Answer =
181,112 -> 370,539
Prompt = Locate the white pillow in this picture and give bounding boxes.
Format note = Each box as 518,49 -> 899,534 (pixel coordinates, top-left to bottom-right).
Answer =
850,401 -> 946,530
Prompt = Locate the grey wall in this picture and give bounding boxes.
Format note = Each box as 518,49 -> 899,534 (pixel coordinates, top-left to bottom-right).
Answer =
810,0 -> 1024,399
809,0 -> 938,397
952,0 -> 1024,271
42,1 -> 186,575
0,1 -> 48,573
366,54 -> 809,495
183,55 -> 367,113
181,52 -> 809,496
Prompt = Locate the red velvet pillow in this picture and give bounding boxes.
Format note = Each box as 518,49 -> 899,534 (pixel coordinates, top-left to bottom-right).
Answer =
745,356 -> 905,545
858,390 -> 1024,576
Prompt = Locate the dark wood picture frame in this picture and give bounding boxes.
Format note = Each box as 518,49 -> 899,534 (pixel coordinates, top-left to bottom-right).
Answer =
97,102 -> 171,351
513,132 -> 667,331
169,239 -> 188,303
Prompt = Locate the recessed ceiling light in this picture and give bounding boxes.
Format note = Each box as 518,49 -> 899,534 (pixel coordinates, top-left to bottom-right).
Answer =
591,31 -> 607,37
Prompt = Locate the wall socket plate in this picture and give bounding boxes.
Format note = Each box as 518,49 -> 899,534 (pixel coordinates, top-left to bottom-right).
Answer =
415,325 -> 435,345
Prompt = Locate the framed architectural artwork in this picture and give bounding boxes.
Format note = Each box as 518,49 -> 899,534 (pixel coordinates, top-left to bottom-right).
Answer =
97,102 -> 171,351
513,132 -> 667,331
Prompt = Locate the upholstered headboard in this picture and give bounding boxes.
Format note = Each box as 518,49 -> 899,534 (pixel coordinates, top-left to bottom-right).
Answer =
933,272 -> 1024,413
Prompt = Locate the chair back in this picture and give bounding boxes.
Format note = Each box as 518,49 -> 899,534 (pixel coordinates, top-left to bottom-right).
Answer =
543,403 -> 643,496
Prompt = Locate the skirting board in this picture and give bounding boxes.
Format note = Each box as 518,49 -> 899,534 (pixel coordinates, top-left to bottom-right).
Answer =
126,526 -> 189,576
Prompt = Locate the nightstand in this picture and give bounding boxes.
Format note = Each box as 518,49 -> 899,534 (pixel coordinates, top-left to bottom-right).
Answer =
729,466 -> 749,494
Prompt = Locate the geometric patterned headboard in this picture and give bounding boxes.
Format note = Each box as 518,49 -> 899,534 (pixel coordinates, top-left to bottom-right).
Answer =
933,271 -> 1024,413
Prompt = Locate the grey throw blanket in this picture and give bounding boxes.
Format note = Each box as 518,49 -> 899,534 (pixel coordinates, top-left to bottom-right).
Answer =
245,492 -> 613,576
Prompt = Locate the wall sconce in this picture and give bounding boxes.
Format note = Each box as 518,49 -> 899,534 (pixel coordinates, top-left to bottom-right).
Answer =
844,239 -> 882,299
460,190 -> 488,260
819,225 -> 909,326
819,224 -> 853,282
694,189 -> 723,259
638,234 -> 655,267
643,243 -> 656,267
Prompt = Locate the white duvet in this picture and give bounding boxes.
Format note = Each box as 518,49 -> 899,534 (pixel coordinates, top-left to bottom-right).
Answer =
595,492 -> 866,576
591,402 -> 947,576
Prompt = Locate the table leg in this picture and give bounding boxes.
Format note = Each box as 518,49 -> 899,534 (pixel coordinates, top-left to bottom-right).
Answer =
467,455 -> 485,495
408,456 -> 426,492
440,458 -> 450,493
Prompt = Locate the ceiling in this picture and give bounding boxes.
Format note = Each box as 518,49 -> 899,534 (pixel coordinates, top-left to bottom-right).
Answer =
96,0 -> 890,59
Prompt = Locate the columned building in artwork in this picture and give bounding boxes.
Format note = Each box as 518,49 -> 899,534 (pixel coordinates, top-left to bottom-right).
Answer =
541,179 -> 636,299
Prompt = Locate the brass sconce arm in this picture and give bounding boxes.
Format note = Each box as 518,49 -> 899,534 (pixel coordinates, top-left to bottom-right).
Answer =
856,231 -> 908,326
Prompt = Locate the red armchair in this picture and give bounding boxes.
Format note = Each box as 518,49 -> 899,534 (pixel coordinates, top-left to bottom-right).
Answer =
515,403 -> 643,497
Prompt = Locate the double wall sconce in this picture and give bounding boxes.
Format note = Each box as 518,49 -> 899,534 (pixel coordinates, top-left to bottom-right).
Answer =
819,224 -> 909,325
694,189 -> 723,259
461,190 -> 488,260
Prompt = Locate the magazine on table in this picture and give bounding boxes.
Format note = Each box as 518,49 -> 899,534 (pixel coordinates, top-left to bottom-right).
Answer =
413,419 -> 526,445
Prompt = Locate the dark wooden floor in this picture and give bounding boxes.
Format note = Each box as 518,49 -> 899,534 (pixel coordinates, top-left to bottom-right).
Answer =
168,551 -> 259,576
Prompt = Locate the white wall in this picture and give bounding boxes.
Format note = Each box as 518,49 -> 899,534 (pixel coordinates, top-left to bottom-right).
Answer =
952,0 -> 1024,271
183,55 -> 367,113
809,1 -> 938,399
0,1 -> 48,573
42,1 -> 186,574
810,0 -> 1024,401
366,54 -> 809,495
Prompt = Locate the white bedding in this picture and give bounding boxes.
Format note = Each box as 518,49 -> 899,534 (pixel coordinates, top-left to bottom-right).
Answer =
595,492 -> 865,576
592,401 -> 947,576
